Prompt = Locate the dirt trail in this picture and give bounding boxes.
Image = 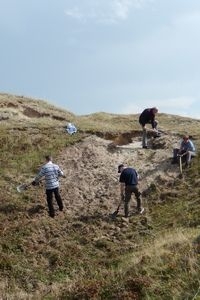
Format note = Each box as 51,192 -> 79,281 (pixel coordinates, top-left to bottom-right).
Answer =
56,132 -> 181,218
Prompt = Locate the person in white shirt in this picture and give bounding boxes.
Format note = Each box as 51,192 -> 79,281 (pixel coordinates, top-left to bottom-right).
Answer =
32,155 -> 65,218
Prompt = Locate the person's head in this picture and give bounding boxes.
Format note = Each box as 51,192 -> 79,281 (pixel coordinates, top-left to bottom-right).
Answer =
183,135 -> 189,142
45,155 -> 52,162
152,107 -> 158,114
118,164 -> 125,173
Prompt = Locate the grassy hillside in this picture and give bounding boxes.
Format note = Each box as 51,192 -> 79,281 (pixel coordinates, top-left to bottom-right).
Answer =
0,94 -> 200,299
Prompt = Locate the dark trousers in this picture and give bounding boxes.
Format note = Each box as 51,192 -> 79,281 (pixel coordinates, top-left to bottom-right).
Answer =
124,185 -> 141,217
140,120 -> 158,147
46,187 -> 63,217
172,148 -> 187,164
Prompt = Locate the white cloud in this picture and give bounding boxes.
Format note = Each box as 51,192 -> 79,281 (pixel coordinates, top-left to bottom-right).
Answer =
111,0 -> 132,20
121,97 -> 196,114
64,7 -> 83,20
152,97 -> 196,110
64,0 -> 154,23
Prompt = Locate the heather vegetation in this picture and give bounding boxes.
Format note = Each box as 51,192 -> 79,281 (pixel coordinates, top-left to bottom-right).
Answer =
0,93 -> 200,299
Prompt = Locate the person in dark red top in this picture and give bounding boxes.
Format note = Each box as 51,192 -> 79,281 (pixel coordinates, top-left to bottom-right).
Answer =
118,164 -> 144,218
139,107 -> 159,148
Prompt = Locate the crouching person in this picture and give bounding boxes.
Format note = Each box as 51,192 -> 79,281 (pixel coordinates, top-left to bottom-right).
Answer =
172,135 -> 196,167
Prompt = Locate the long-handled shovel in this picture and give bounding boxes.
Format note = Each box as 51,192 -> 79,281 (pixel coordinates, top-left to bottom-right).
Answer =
178,154 -> 183,175
16,180 -> 41,193
17,182 -> 33,193
111,195 -> 124,219
178,152 -> 188,177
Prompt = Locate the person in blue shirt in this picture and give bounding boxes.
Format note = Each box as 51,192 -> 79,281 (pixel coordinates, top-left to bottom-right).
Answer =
118,164 -> 144,218
172,135 -> 196,166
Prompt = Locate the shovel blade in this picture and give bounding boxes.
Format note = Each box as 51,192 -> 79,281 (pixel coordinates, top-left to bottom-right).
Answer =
17,184 -> 28,193
111,210 -> 119,219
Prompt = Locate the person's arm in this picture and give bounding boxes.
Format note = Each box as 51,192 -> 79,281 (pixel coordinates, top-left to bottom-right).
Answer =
149,113 -> 158,132
178,141 -> 184,153
119,171 -> 125,199
136,170 -> 140,181
151,118 -> 155,129
188,141 -> 195,152
57,167 -> 64,177
32,167 -> 45,185
59,170 -> 66,178
149,110 -> 155,129
120,183 -> 125,202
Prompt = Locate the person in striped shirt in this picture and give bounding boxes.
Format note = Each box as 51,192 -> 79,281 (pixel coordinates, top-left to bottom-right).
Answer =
32,155 -> 65,218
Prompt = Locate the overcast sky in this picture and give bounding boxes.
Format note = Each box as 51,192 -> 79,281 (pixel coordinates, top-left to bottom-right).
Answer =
1,0 -> 200,118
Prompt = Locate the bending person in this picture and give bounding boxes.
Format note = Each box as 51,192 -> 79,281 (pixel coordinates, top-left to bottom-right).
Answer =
118,164 -> 144,218
139,107 -> 159,149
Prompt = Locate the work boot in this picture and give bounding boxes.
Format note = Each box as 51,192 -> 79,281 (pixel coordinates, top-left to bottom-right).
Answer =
185,162 -> 191,168
49,211 -> 55,218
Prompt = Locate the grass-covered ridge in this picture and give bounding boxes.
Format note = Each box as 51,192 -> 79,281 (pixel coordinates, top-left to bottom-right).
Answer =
0,94 -> 200,299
